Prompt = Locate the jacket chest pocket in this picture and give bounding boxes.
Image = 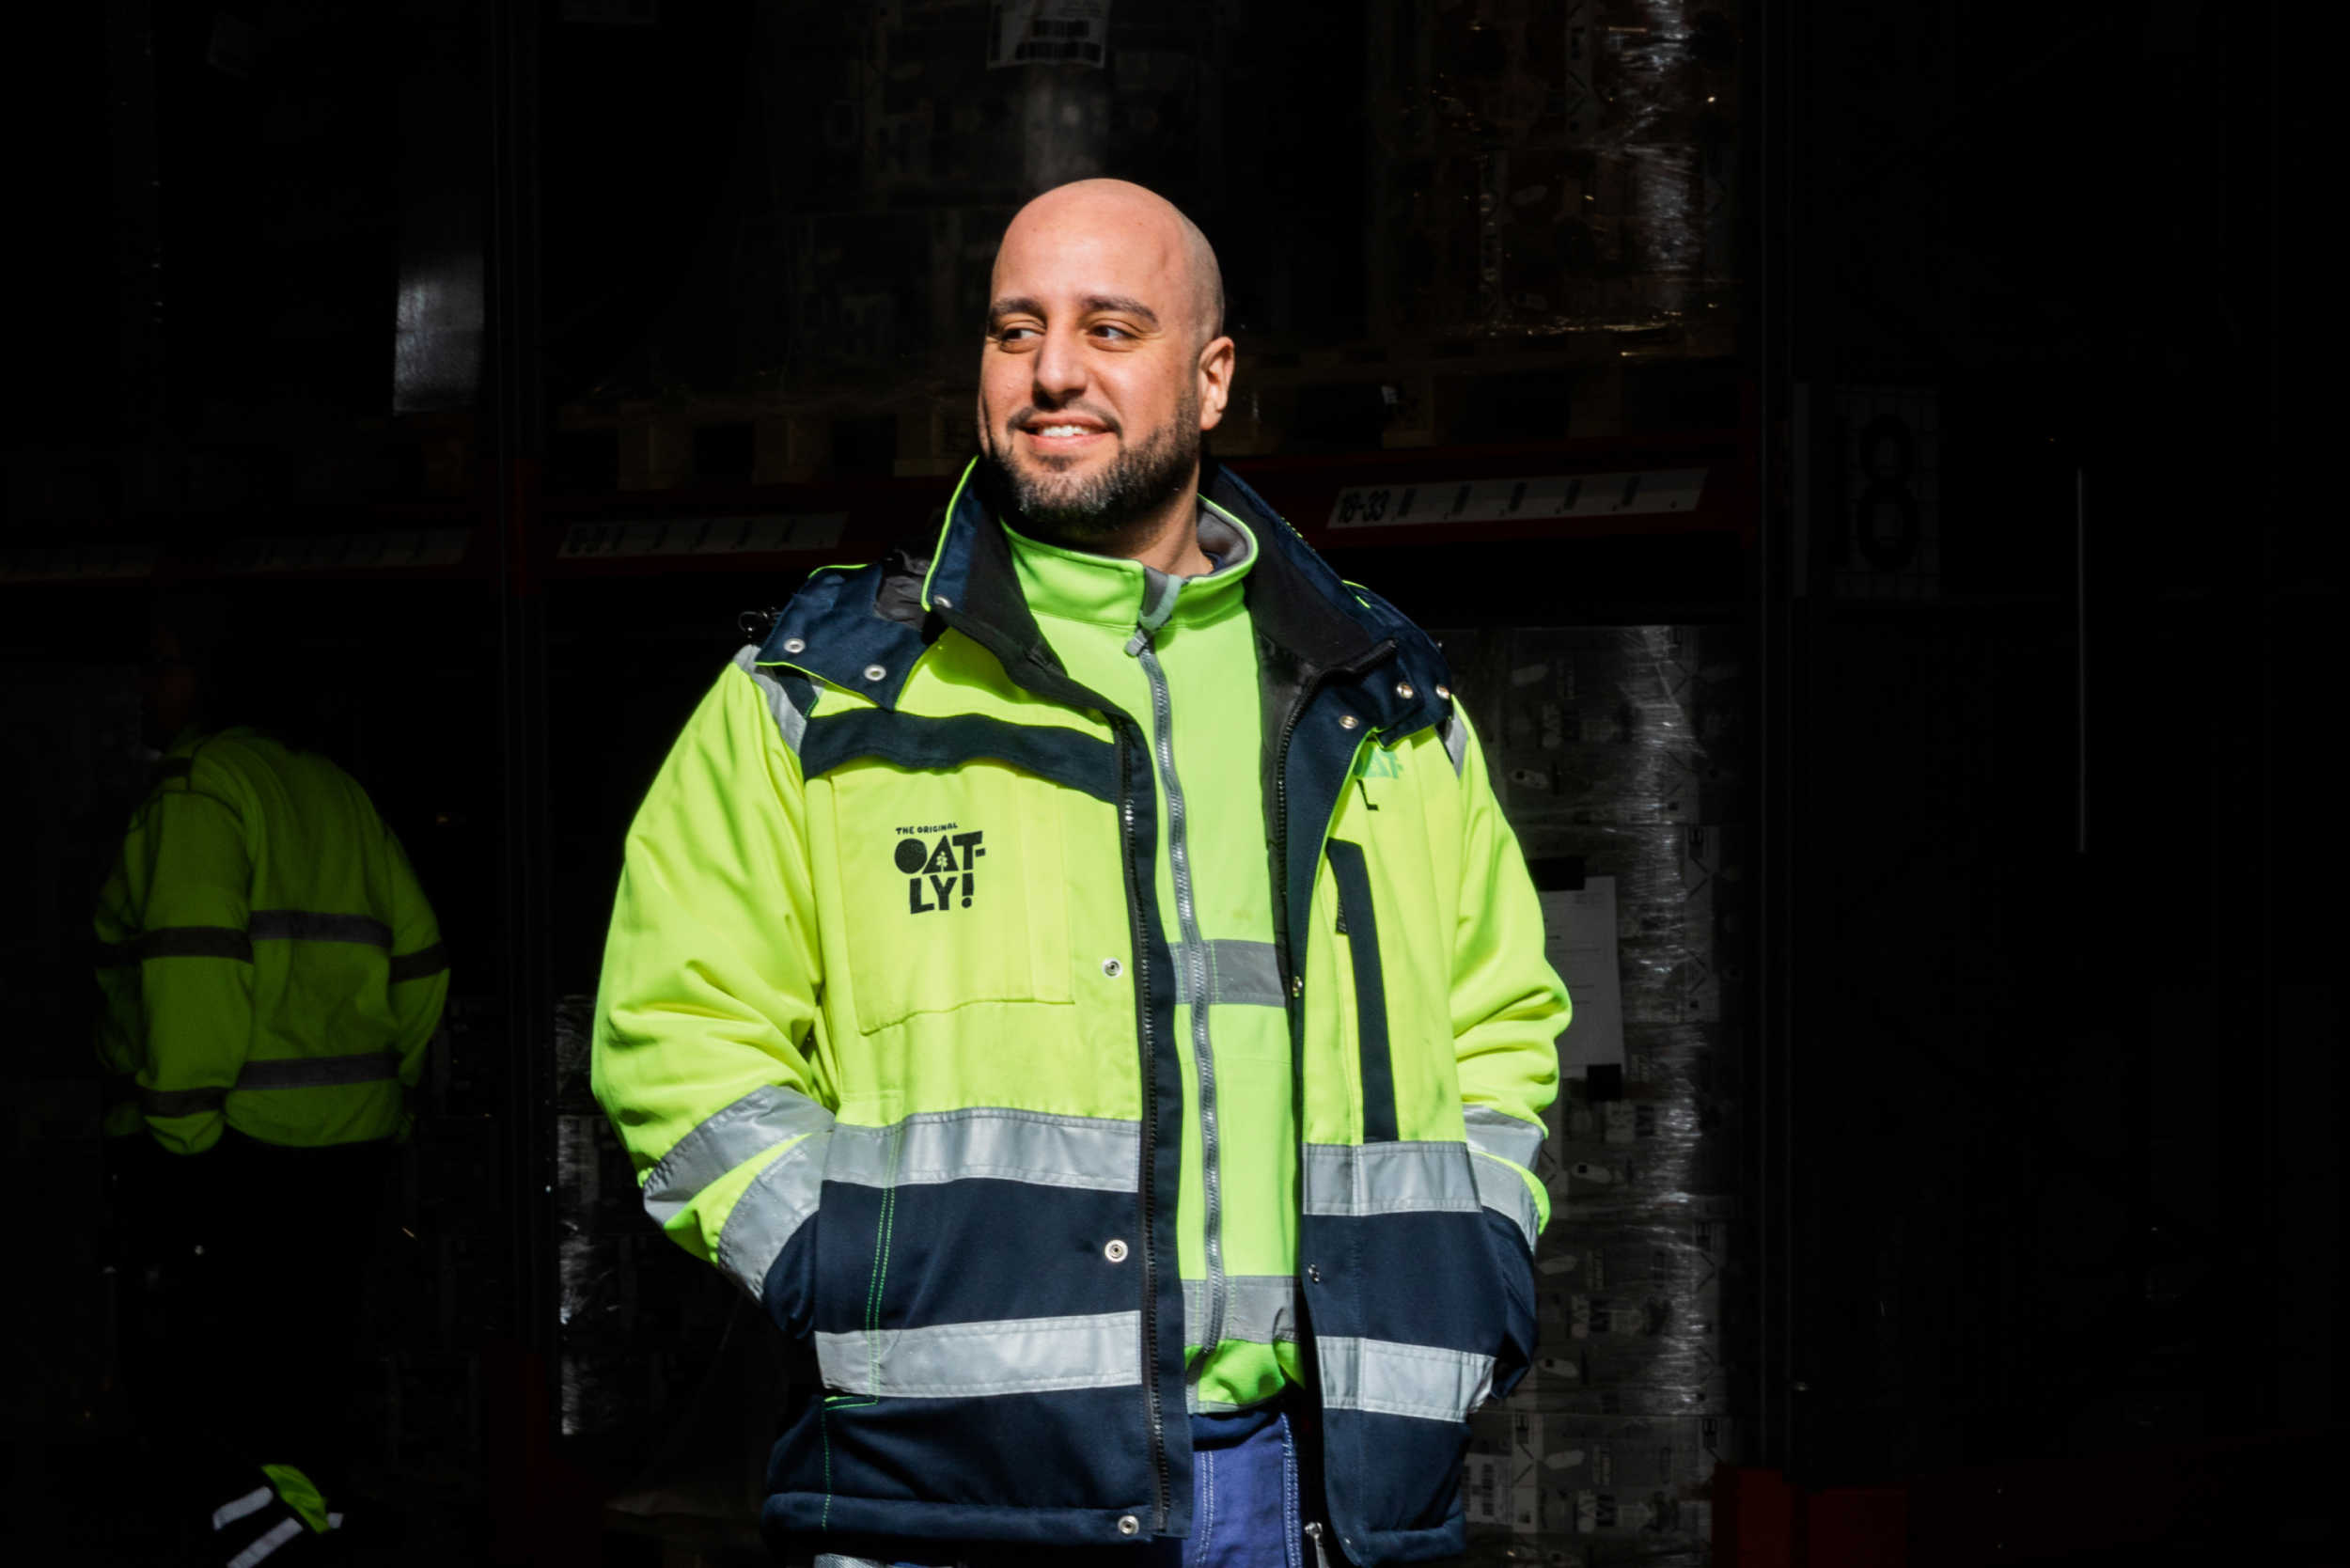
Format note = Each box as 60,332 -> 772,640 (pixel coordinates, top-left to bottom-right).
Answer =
825,762 -> 1073,1032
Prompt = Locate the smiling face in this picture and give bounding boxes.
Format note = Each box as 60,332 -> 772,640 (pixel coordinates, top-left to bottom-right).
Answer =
977,180 -> 1232,549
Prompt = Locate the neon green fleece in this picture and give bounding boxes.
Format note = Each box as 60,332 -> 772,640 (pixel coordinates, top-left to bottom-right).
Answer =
1004,503 -> 1299,1412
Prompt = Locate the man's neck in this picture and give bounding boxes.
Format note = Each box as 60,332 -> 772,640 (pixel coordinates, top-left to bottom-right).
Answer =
1111,486 -> 1214,577
1015,470 -> 1216,577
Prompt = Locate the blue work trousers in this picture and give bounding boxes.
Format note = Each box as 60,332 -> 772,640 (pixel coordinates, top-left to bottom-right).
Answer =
816,1404 -> 1322,1568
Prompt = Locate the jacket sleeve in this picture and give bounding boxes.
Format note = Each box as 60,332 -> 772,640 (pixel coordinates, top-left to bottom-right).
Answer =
592,651 -> 833,1327
94,768 -> 257,1156
1445,706 -> 1569,1255
383,823 -> 448,1094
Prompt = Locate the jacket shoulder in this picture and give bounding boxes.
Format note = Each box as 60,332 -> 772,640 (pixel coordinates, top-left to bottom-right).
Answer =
751,545 -> 936,708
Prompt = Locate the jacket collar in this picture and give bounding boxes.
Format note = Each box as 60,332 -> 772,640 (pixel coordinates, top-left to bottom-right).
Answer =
915,458 -> 1450,739
765,457 -> 1452,740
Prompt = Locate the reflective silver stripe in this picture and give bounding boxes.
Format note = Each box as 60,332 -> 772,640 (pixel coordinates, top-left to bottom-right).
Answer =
140,1054 -> 396,1116
736,644 -> 808,755
143,1086 -> 227,1117
247,910 -> 393,947
1464,1105 -> 1545,1172
212,1485 -> 275,1531
236,1052 -> 400,1090
388,943 -> 449,982
642,1085 -> 836,1230
816,1309 -> 1141,1399
1189,1387 -> 1290,1416
1170,940 -> 1286,1008
1302,1141 -> 1480,1216
713,1128 -> 830,1298
1183,1274 -> 1298,1348
815,1557 -> 897,1568
226,1516 -> 306,1568
104,926 -> 254,964
825,1107 -> 1138,1193
1471,1151 -> 1541,1253
1441,713 -> 1468,776
1318,1335 -> 1496,1423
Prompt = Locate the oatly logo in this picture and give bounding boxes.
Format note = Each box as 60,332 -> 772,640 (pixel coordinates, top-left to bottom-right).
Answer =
895,823 -> 985,913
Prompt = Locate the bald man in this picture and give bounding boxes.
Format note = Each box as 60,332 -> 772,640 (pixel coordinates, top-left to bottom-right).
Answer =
593,179 -> 1566,1567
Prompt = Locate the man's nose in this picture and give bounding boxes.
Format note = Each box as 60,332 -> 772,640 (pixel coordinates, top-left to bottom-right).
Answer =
1031,323 -> 1088,402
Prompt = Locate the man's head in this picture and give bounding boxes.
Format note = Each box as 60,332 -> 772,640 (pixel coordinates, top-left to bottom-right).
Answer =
142,588 -> 227,749
976,179 -> 1233,548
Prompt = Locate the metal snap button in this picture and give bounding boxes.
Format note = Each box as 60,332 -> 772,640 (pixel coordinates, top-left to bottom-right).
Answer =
782,637 -> 806,654
1395,682 -> 1415,698
933,594 -> 953,609
1434,683 -> 1451,699
1338,713 -> 1358,729
863,664 -> 886,682
1117,1514 -> 1140,1537
1308,1263 -> 1322,1283
1102,957 -> 1123,979
1104,1238 -> 1128,1263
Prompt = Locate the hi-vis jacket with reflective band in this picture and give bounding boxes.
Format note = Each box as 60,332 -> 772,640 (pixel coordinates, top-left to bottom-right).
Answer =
95,729 -> 449,1154
592,460 -> 1568,1566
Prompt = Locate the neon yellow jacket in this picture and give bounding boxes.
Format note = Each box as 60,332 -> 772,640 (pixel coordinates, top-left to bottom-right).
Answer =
593,461 -> 1567,1564
95,728 -> 448,1153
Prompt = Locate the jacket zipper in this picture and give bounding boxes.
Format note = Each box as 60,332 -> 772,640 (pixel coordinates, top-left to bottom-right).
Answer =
1268,639 -> 1398,999
1128,621 -> 1230,1372
1269,640 -> 1392,1564
1116,719 -> 1173,1532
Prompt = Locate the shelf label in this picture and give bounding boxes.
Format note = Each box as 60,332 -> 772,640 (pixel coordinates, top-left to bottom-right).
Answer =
1327,469 -> 1707,530
557,513 -> 847,560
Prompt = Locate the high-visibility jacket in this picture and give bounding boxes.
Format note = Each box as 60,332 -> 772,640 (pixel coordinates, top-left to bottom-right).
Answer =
593,460 -> 1568,1566
94,728 -> 448,1154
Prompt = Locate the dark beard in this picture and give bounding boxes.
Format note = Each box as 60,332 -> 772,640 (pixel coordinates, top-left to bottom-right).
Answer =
983,397 -> 1200,545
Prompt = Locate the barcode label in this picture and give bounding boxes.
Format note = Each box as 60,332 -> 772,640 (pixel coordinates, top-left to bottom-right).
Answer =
1463,1454 -> 1508,1525
556,513 -> 846,559
1327,469 -> 1707,529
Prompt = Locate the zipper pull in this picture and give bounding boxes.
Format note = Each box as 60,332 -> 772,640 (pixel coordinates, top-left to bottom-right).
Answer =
1124,625 -> 1154,657
1306,1521 -> 1335,1568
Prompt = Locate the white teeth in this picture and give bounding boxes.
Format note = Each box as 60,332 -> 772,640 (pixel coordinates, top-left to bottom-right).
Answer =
1035,425 -> 1092,437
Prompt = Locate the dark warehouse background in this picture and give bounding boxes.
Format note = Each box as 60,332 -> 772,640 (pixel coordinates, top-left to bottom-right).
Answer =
1,2 -> 2330,1565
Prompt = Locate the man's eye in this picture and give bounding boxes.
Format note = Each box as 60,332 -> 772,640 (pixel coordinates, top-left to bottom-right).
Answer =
1091,323 -> 1132,340
995,325 -> 1039,342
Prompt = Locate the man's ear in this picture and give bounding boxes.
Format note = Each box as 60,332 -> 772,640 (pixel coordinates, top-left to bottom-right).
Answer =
1196,336 -> 1236,431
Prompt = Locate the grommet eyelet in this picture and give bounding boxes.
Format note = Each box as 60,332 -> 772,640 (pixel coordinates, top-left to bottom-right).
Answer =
1117,1514 -> 1140,1537
1434,683 -> 1451,699
1339,713 -> 1359,730
1102,957 -> 1123,979
1395,682 -> 1415,699
782,637 -> 806,654
1104,1238 -> 1129,1263
863,664 -> 886,682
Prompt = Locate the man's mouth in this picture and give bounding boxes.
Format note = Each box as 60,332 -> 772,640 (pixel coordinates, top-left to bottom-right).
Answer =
1017,415 -> 1114,452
